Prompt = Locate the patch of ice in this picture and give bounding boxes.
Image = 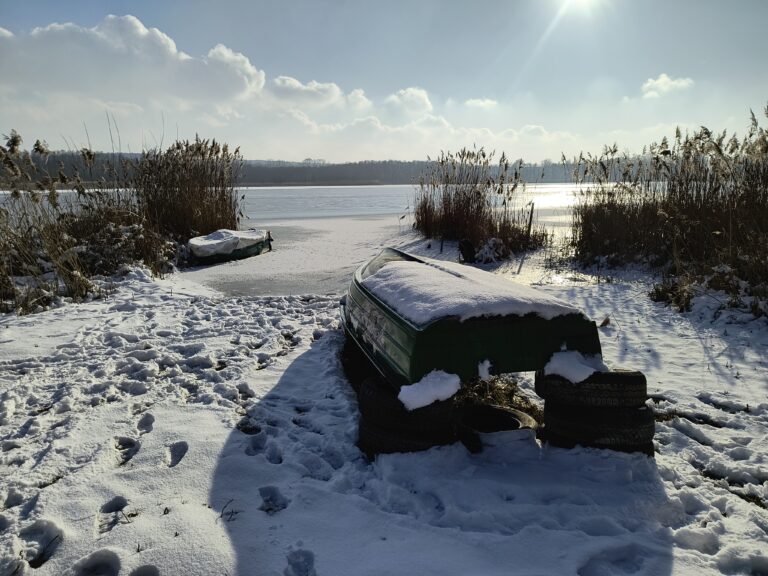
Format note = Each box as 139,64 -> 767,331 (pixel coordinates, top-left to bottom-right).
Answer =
543,350 -> 608,383
361,257 -> 582,326
398,370 -> 461,411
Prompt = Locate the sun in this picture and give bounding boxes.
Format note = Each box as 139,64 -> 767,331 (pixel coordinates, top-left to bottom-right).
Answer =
561,0 -> 604,16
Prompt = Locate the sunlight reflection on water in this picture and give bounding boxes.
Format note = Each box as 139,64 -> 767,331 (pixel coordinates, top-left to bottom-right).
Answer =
239,183 -> 583,222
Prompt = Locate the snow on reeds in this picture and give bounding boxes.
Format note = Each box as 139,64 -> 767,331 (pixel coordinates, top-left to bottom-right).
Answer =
0,132 -> 242,314
569,106 -> 768,315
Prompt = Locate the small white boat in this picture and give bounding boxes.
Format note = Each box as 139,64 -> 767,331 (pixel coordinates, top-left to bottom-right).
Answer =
188,229 -> 272,263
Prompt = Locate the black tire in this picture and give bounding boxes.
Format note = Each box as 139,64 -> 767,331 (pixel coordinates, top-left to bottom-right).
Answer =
458,404 -> 538,433
540,427 -> 655,456
357,417 -> 456,459
357,375 -> 456,434
543,402 -> 655,447
534,369 -> 647,408
340,337 -> 375,394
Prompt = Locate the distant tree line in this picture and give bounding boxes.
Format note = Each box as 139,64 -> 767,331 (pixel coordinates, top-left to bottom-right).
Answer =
16,151 -> 577,187
239,159 -> 574,186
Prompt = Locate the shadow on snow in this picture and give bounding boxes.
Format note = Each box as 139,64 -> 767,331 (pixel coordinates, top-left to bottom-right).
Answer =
210,330 -> 674,576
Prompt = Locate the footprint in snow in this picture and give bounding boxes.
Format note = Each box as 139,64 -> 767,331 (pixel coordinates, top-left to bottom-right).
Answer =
166,441 -> 188,468
4,486 -> 24,509
19,519 -> 63,569
137,413 -> 155,435
241,428 -> 283,464
296,452 -> 333,481
129,566 -> 160,576
577,544 -> 654,576
284,549 -> 317,576
265,442 -> 283,465
259,486 -> 290,514
98,496 -> 129,534
244,431 -> 267,456
115,437 -> 140,466
236,418 -> 261,435
71,549 -> 121,576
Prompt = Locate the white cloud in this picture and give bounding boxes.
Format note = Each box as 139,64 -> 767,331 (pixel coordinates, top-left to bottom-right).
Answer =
641,73 -> 694,99
207,44 -> 265,96
346,89 -> 372,111
88,14 -> 181,58
269,77 -> 372,113
465,98 -> 498,110
272,76 -> 344,107
0,14 -> 580,161
385,87 -> 433,116
0,15 -> 264,116
519,124 -> 547,138
0,27 -> 13,38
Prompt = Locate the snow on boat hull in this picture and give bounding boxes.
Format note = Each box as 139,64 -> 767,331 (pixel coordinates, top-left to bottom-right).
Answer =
188,229 -> 272,265
341,248 -> 602,389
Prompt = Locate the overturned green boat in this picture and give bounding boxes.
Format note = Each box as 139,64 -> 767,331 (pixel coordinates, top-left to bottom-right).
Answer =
341,248 -> 603,390
188,228 -> 273,265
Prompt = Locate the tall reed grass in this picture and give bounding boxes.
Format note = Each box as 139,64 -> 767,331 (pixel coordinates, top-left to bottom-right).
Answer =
0,131 -> 242,314
133,137 -> 242,238
569,107 -> 768,313
414,148 -> 548,259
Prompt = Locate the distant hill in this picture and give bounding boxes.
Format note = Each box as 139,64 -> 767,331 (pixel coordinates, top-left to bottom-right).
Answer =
22,152 -> 576,187
239,159 -> 574,186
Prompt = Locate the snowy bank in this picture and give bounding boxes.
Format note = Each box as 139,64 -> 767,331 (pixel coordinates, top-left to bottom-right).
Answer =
1,219 -> 767,575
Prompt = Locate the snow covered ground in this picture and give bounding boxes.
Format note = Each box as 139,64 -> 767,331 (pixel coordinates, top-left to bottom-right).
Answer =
1,216 -> 767,575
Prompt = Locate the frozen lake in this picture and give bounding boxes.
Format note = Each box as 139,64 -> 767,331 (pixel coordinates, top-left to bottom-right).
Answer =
238,182 -> 579,224
187,183 -> 582,296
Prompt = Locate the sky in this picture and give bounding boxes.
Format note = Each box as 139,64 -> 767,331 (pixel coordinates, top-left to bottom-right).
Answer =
1,0 -> 767,162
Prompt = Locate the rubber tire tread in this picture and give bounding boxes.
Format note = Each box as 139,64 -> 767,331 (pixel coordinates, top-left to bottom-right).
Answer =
541,428 -> 655,456
357,417 -> 456,458
534,369 -> 647,408
340,337 -> 376,394
357,375 -> 455,433
543,402 -> 655,446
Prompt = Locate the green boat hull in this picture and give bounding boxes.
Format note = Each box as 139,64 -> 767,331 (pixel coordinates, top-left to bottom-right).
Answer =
341,248 -> 602,389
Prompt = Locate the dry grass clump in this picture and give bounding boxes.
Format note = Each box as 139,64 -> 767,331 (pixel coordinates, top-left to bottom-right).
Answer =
414,148 -> 548,258
1,131 -> 242,314
454,374 -> 543,423
569,106 -> 768,314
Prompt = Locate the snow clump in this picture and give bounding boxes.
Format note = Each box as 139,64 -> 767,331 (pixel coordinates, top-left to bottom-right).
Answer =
398,370 -> 461,410
543,350 -> 608,383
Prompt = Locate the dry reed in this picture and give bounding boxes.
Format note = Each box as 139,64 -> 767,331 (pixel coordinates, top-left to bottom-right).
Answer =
414,148 -> 548,258
568,106 -> 768,314
1,131 -> 242,314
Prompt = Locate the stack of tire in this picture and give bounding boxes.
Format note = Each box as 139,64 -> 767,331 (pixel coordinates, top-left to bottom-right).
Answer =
342,339 -> 538,458
356,375 -> 459,459
341,340 -> 457,458
534,369 -> 655,456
